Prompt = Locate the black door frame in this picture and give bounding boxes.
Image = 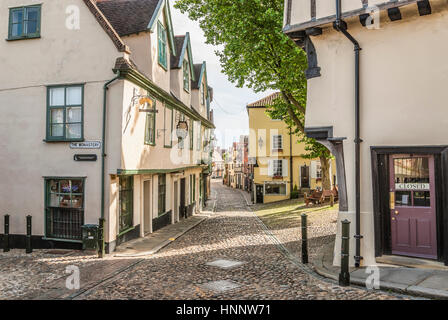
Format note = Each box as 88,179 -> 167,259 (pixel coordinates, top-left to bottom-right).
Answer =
371,146 -> 448,265
256,184 -> 264,204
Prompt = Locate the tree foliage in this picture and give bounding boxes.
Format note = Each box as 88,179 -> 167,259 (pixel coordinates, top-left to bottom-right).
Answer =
175,0 -> 333,189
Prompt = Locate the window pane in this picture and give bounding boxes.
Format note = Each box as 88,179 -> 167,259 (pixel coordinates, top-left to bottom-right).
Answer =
50,88 -> 65,106
11,23 -> 23,37
60,180 -> 71,193
414,191 -> 431,207
66,107 -> 81,123
71,195 -> 83,208
51,108 -> 64,124
50,193 -> 62,207
395,191 -> 412,206
51,124 -> 64,137
71,179 -> 84,193
26,7 -> 39,21
66,124 -> 82,139
25,20 -> 37,34
12,10 -> 23,24
66,87 -> 82,105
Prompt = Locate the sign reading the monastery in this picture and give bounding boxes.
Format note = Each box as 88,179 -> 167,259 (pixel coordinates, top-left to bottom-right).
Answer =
70,141 -> 101,149
395,183 -> 430,191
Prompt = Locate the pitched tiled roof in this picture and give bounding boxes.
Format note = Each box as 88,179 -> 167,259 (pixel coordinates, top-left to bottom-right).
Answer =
82,0 -> 127,51
247,92 -> 282,108
96,0 -> 160,36
170,35 -> 186,69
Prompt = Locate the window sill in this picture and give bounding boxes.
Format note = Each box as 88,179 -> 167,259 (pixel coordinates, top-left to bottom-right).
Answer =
272,149 -> 283,152
43,138 -> 84,143
6,35 -> 41,41
144,142 -> 156,146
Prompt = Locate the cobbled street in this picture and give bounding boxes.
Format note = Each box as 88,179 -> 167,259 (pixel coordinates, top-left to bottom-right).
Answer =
77,180 -> 399,300
0,180 -> 404,300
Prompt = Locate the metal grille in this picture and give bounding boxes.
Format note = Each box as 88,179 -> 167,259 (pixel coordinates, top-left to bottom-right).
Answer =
47,207 -> 84,240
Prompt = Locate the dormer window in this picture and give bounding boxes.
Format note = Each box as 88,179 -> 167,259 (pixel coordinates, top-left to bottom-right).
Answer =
157,21 -> 167,69
8,5 -> 41,40
201,83 -> 206,105
183,60 -> 190,92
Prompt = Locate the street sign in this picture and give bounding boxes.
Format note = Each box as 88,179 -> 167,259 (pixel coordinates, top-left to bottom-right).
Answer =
70,141 -> 101,149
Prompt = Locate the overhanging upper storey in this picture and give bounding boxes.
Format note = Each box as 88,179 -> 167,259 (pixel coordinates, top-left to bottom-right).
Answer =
284,0 -> 429,36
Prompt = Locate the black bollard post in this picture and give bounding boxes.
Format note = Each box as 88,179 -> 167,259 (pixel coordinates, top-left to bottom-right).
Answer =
26,215 -> 32,254
339,219 -> 351,286
4,215 -> 10,252
301,213 -> 308,264
98,218 -> 105,258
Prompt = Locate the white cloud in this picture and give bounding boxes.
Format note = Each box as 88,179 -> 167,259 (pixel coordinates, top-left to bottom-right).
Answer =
171,1 -> 274,149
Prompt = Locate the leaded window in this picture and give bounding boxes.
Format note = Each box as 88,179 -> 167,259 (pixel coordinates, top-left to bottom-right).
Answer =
45,178 -> 84,240
145,99 -> 156,145
158,22 -> 167,69
119,176 -> 133,232
47,85 -> 83,141
183,60 -> 190,91
158,174 -> 166,215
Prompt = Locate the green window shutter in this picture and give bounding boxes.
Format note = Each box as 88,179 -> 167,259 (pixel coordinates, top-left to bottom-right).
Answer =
46,85 -> 84,142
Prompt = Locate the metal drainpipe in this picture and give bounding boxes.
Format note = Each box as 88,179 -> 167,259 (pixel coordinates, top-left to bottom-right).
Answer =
334,0 -> 363,267
99,71 -> 121,258
289,128 -> 294,197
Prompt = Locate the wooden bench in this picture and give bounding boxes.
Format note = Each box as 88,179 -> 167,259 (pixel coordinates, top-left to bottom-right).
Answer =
305,187 -> 338,206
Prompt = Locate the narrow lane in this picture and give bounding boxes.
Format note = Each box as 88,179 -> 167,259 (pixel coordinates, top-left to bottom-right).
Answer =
80,180 -> 398,300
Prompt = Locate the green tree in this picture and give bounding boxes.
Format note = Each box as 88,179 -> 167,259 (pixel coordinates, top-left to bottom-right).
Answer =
175,0 -> 332,190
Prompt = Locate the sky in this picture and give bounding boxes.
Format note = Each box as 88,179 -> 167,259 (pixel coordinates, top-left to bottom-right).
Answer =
170,2 -> 273,150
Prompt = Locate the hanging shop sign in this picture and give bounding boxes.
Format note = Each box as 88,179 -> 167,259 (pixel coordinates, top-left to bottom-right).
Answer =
70,141 -> 101,149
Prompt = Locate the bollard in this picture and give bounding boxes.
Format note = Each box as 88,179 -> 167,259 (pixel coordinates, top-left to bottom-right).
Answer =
301,213 -> 308,264
26,215 -> 32,254
339,219 -> 351,286
98,218 -> 105,258
4,215 -> 10,252
330,194 -> 335,207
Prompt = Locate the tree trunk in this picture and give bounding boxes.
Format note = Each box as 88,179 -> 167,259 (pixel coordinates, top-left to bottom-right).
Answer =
319,155 -> 332,191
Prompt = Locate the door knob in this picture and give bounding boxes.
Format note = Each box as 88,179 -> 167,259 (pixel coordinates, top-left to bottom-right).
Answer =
395,210 -> 399,215
392,217 -> 396,221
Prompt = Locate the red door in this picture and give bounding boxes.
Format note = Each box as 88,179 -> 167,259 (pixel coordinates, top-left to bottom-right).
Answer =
390,155 -> 437,259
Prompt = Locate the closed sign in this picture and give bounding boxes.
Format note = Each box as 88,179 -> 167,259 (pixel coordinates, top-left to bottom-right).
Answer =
395,183 -> 430,190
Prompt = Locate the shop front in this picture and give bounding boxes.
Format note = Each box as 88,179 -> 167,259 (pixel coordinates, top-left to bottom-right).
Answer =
371,146 -> 448,265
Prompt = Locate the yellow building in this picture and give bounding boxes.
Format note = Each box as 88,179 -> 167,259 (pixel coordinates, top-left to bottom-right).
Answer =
247,93 -> 336,204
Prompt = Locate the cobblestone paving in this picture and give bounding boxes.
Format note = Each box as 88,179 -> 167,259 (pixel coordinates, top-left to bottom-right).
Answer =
252,198 -> 338,265
0,250 -> 98,299
80,181 -> 399,300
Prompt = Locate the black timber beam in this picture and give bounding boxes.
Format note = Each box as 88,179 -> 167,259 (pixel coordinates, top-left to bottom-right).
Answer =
305,27 -> 322,36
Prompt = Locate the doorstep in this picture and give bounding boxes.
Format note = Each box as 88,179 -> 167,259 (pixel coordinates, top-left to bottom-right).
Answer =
114,215 -> 208,258
313,241 -> 448,299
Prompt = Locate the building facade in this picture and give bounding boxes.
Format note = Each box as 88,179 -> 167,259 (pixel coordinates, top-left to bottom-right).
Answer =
284,0 -> 448,266
0,0 -> 214,253
248,93 -> 336,204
